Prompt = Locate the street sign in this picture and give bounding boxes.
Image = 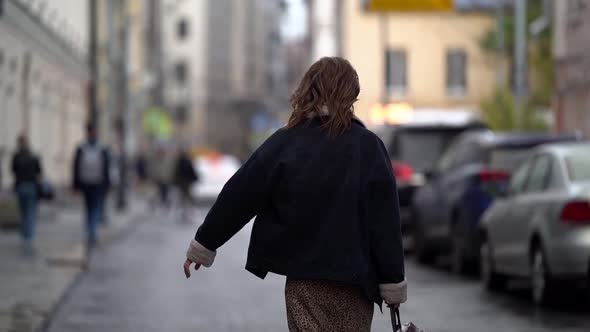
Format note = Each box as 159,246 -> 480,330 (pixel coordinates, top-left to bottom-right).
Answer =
365,0 -> 453,12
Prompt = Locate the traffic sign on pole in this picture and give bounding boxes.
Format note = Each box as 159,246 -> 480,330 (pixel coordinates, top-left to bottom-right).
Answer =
365,0 -> 453,12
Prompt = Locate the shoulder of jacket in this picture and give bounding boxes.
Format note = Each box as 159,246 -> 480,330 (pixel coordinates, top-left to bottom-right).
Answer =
259,128 -> 289,150
358,128 -> 382,145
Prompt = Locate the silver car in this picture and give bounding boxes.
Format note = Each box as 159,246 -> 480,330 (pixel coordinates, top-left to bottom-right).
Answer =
479,142 -> 590,305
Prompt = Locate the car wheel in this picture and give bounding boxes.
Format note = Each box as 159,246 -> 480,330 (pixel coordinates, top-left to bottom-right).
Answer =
480,236 -> 506,291
413,214 -> 434,264
531,246 -> 554,306
451,221 -> 467,274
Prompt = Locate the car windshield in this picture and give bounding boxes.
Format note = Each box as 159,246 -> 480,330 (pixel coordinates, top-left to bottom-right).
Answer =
565,154 -> 590,183
489,148 -> 532,172
393,129 -> 464,172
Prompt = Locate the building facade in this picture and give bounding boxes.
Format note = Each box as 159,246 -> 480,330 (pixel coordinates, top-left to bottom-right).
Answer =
161,0 -> 208,146
161,0 -> 286,159
553,0 -> 590,137
0,0 -> 88,190
95,0 -> 151,154
311,0 -> 501,126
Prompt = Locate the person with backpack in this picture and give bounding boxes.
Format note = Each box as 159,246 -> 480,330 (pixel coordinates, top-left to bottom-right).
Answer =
72,122 -> 110,251
11,134 -> 42,255
149,144 -> 174,209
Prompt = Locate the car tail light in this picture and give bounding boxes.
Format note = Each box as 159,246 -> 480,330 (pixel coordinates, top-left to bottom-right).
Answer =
479,170 -> 510,182
560,201 -> 590,224
392,161 -> 414,183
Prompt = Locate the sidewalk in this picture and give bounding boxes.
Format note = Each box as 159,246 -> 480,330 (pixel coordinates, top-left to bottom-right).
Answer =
0,195 -> 147,332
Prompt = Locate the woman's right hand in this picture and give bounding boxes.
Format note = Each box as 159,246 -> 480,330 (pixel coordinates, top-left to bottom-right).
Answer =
184,240 -> 216,278
183,258 -> 201,278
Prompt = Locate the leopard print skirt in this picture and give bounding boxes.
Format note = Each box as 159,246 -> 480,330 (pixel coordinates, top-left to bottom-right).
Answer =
285,278 -> 374,332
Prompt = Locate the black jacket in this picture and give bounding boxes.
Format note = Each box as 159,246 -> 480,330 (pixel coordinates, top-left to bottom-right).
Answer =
174,154 -> 199,186
11,150 -> 42,188
194,117 -> 404,304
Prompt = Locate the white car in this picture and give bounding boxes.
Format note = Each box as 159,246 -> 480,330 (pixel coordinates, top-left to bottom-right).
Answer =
480,142 -> 590,305
191,154 -> 241,200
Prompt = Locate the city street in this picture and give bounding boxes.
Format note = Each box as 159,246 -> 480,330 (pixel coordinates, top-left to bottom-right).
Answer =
46,205 -> 590,332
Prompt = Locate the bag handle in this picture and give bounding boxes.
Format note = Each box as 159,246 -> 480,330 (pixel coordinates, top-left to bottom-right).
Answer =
389,306 -> 402,331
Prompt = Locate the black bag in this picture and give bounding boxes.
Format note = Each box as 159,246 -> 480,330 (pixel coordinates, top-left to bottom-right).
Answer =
391,307 -> 422,332
37,180 -> 55,201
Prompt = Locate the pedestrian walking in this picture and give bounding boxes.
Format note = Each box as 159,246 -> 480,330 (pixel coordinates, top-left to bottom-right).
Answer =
183,57 -> 406,331
135,152 -> 149,185
173,148 -> 199,223
150,144 -> 174,209
72,122 -> 110,251
11,134 -> 42,255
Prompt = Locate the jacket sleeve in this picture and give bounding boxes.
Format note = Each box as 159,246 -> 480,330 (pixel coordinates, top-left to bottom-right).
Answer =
194,149 -> 273,251
368,136 -> 405,286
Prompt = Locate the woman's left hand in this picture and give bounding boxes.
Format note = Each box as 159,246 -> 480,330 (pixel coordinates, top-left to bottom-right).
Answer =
183,258 -> 201,278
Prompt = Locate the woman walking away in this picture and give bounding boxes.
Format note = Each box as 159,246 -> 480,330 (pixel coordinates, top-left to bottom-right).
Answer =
183,57 -> 407,331
11,134 -> 42,256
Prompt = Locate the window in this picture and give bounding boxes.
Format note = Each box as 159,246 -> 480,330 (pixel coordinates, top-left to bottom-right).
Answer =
393,129 -> 468,172
385,49 -> 407,96
508,160 -> 533,196
524,155 -> 553,192
489,147 -> 534,172
446,49 -> 467,96
0,49 -> 4,68
565,153 -> 590,183
455,142 -> 485,166
177,19 -> 189,40
436,140 -> 463,173
175,62 -> 188,84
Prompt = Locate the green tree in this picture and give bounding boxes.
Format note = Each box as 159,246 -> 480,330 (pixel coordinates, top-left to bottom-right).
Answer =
479,0 -> 552,131
482,89 -> 547,131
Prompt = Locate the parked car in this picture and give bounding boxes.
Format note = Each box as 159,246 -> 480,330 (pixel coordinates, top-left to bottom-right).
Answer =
375,111 -> 486,238
191,153 -> 241,201
479,142 -> 590,305
412,130 -> 581,273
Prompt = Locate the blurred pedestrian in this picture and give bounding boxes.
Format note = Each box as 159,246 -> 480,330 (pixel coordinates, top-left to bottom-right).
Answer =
135,152 -> 148,185
173,147 -> 199,223
183,57 -> 406,331
149,144 -> 174,209
11,134 -> 42,255
72,122 -> 110,251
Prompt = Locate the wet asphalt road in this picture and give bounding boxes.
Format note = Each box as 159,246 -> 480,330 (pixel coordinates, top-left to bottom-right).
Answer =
47,206 -> 590,332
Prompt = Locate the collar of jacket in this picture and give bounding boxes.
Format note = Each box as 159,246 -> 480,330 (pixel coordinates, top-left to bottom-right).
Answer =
305,107 -> 366,129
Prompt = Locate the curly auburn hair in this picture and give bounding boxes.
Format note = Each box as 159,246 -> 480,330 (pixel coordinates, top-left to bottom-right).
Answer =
286,57 -> 360,137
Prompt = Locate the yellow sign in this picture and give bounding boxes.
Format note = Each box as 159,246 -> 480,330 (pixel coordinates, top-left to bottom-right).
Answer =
366,0 -> 453,12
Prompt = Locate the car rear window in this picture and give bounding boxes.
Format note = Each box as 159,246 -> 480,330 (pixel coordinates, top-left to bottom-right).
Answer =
489,148 -> 532,172
393,129 -> 464,172
565,155 -> 590,182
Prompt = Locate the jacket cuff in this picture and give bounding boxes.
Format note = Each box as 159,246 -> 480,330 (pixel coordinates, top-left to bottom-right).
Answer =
379,280 -> 407,305
186,239 -> 216,267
